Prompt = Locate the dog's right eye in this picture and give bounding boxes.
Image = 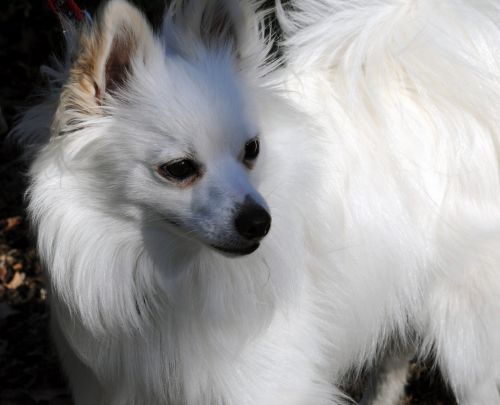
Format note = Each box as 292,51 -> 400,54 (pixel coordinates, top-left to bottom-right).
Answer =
158,159 -> 198,181
244,138 -> 260,162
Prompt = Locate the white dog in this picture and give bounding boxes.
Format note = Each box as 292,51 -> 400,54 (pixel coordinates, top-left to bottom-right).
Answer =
13,0 -> 500,404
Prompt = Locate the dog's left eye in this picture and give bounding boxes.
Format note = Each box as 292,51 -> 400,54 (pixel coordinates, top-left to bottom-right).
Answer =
244,138 -> 260,162
158,159 -> 198,181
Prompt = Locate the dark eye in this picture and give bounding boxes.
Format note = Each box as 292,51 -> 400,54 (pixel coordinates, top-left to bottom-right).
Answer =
244,138 -> 260,162
158,159 -> 198,181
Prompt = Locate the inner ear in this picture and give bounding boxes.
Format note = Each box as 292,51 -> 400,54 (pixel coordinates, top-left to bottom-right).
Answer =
72,0 -> 154,103
53,0 -> 155,135
105,28 -> 137,93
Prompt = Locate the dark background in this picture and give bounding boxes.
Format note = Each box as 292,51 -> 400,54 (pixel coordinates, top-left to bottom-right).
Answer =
0,1 -> 456,404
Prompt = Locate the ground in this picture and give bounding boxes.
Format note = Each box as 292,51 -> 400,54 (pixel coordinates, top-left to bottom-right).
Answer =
0,1 -> 457,404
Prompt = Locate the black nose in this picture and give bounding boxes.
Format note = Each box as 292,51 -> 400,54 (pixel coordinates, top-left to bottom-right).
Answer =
234,203 -> 271,241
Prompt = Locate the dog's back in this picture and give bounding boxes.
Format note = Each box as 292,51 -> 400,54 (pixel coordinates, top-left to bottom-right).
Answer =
280,1 -> 500,403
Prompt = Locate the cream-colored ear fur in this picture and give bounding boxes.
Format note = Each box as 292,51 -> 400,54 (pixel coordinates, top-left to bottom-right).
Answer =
53,0 -> 154,135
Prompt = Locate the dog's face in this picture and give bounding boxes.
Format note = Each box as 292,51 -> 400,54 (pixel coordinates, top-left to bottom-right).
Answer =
59,0 -> 271,256
111,57 -> 271,256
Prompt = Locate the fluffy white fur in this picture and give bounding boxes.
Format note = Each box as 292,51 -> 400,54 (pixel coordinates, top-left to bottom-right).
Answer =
12,0 -> 500,404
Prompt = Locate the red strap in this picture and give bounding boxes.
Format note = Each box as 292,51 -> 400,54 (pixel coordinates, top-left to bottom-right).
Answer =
48,0 -> 84,22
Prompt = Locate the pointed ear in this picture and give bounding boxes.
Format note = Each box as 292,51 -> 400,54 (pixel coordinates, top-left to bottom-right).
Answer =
79,0 -> 154,96
56,0 -> 154,130
199,0 -> 243,48
166,0 -> 244,53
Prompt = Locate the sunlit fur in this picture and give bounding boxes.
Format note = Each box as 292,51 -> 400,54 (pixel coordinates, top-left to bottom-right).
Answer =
12,0 -> 500,404
278,0 -> 500,402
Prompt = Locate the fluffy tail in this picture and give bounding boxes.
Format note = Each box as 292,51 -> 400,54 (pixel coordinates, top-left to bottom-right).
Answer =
278,0 -> 500,122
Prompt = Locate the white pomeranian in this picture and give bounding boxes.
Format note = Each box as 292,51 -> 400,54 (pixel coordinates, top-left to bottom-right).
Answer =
12,0 -> 500,404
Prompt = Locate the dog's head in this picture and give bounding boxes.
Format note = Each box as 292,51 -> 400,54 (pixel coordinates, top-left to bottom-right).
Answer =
56,0 -> 271,256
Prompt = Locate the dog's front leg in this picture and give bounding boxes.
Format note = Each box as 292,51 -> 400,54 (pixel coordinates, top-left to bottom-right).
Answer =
421,271 -> 500,404
359,351 -> 412,405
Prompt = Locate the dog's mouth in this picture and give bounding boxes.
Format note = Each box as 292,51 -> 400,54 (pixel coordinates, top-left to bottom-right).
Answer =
159,215 -> 261,257
210,243 -> 260,257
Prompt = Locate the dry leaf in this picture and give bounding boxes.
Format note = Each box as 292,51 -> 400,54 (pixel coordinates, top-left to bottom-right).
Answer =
12,263 -> 23,272
0,216 -> 23,232
5,271 -> 25,290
